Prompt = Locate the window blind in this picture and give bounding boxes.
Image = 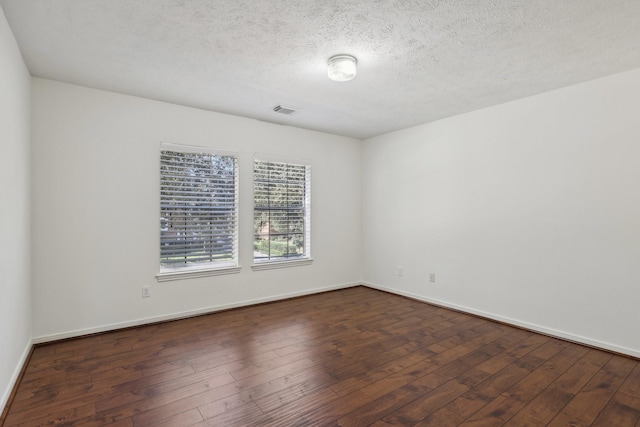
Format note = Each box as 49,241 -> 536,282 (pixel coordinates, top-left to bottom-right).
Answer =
160,144 -> 238,271
253,156 -> 311,262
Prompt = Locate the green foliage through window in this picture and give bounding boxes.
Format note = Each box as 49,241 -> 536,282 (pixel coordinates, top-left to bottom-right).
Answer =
253,159 -> 310,262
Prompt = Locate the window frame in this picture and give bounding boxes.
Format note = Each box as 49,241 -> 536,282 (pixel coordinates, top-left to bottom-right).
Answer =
157,143 -> 240,282
252,154 -> 312,270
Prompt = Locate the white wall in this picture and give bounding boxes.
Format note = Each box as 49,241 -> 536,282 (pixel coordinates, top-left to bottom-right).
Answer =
0,6 -> 32,413
363,68 -> 640,357
31,78 -> 362,341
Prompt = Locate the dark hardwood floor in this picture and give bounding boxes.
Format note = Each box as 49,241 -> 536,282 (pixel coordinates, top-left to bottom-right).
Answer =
2,286 -> 639,426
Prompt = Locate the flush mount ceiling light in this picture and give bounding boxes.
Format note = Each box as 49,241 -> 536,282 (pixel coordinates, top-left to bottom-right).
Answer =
328,54 -> 357,82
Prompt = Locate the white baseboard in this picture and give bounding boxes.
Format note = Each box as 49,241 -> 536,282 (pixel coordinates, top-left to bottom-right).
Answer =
363,282 -> 640,359
32,282 -> 362,344
1,338 -> 32,418
30,280 -> 639,357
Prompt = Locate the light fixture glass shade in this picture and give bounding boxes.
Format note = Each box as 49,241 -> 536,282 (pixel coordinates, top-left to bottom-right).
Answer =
328,55 -> 357,82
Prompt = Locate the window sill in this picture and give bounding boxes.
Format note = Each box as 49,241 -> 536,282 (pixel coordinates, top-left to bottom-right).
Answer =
156,266 -> 241,282
251,258 -> 313,271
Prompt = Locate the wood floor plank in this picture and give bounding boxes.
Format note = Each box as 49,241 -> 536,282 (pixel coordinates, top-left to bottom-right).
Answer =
3,286 -> 638,427
382,378 -> 469,425
414,406 -> 465,427
335,387 -> 425,427
8,402 -> 95,427
329,350 -> 431,397
190,401 -> 266,427
264,389 -> 372,427
459,394 -> 526,426
93,372 -> 237,422
146,408 -> 203,427
115,380 -> 242,425
620,364 -> 640,397
588,392 -> 640,427
357,359 -> 436,401
445,389 -> 496,421
256,386 -> 341,426
547,355 -> 638,427
504,387 -> 574,426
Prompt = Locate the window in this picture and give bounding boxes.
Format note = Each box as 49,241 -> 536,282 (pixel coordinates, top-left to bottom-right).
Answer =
158,143 -> 239,280
253,155 -> 311,268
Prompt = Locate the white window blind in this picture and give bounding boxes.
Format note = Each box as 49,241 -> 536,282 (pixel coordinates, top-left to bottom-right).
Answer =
253,155 -> 311,263
160,143 -> 238,273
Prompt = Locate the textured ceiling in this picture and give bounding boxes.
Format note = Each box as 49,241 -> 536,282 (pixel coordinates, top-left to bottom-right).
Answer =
2,0 -> 640,139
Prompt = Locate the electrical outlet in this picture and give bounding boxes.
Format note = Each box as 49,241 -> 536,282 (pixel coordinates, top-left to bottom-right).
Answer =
142,286 -> 151,298
398,266 -> 404,276
429,273 -> 436,283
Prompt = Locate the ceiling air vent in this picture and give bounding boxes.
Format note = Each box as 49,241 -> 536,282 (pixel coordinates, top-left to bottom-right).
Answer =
273,105 -> 298,115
